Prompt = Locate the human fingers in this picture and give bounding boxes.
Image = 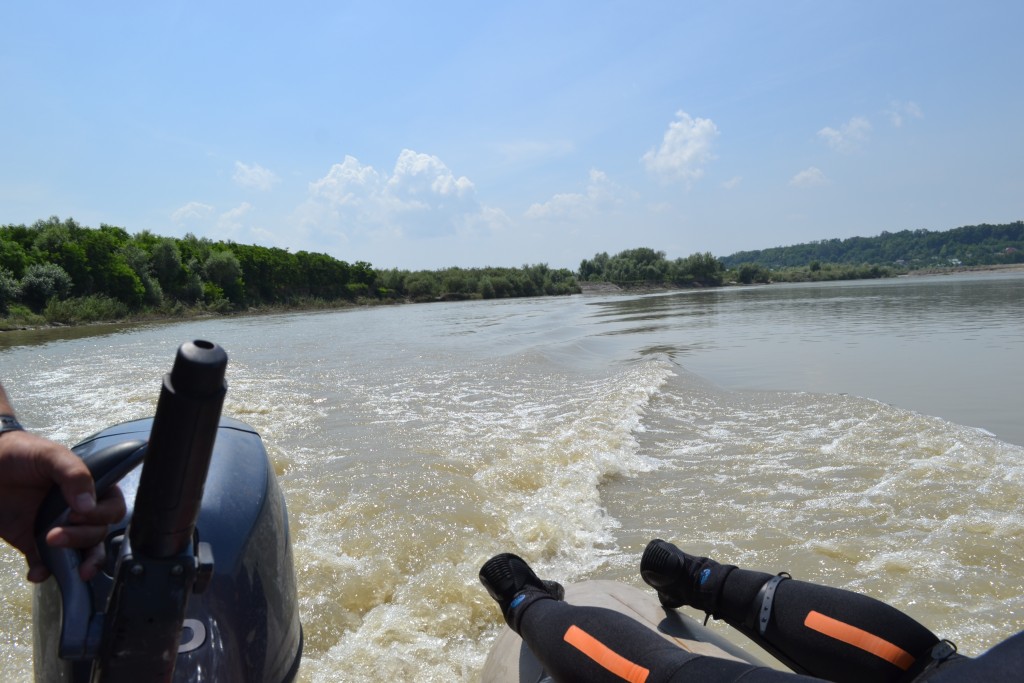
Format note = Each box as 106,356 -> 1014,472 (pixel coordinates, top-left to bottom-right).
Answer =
46,444 -> 100,516
45,522 -> 110,552
66,485 -> 126,527
39,527 -> 109,582
78,542 -> 107,582
23,545 -> 51,583
12,431 -> 100,515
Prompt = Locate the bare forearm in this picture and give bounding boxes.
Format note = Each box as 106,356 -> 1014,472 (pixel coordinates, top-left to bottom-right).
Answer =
0,381 -> 14,415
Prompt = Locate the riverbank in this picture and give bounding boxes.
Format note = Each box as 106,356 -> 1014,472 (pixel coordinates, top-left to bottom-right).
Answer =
5,263 -> 1022,334
578,262 -> 1024,295
903,262 -> 1024,276
0,297 -> 374,334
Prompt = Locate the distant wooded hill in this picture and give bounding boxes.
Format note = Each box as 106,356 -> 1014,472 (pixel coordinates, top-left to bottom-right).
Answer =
719,222 -> 1024,269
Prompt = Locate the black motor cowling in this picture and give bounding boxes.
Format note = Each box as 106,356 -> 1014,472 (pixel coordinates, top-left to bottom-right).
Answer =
33,341 -> 303,682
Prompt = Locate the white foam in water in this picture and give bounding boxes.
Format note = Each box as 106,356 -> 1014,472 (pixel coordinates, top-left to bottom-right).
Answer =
2,288 -> 1021,681
614,369 -> 1024,657
282,356 -> 674,681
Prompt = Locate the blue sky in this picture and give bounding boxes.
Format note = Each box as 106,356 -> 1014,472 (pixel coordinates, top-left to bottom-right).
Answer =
2,2 -> 1021,271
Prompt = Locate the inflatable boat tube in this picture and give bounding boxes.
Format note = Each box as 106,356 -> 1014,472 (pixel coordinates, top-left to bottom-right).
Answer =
482,579 -> 767,683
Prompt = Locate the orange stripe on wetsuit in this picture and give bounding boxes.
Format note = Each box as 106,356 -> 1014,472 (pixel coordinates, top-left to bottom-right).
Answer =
563,624 -> 650,683
804,610 -> 915,670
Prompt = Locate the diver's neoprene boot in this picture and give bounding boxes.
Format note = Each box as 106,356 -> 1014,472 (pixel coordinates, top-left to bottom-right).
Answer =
479,553 -> 564,632
640,539 -> 736,615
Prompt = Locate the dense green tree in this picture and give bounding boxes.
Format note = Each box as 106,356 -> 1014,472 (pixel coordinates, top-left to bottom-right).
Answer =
87,228 -> 146,305
20,263 -> 74,312
487,274 -> 514,298
404,272 -> 439,300
32,219 -> 92,294
441,269 -> 470,297
181,269 -> 205,303
672,252 -> 724,286
376,268 -> 406,298
103,258 -> 146,307
735,263 -> 771,284
203,250 -> 244,304
478,276 -> 496,299
150,238 -> 185,294
350,261 -> 375,287
0,237 -> 29,278
578,247 -> 722,286
295,251 -> 351,299
0,267 -> 19,314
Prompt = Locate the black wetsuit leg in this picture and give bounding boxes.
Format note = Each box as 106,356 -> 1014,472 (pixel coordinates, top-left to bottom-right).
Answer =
708,568 -> 941,683
516,596 -> 826,683
921,629 -> 1024,681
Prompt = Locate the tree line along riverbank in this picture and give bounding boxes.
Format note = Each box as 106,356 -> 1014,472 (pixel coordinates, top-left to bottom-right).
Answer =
2,217 -> 1021,330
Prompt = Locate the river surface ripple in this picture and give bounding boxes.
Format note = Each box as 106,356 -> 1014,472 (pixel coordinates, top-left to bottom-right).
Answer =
1,270 -> 1022,681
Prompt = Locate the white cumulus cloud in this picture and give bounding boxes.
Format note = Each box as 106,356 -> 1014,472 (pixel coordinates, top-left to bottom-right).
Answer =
643,110 -> 719,183
817,116 -> 872,152
526,169 -> 622,220
309,155 -> 385,207
304,149 -> 499,241
388,149 -> 474,199
233,161 -> 279,191
171,201 -> 214,223
217,202 -> 253,234
790,167 -> 829,187
886,100 -> 924,127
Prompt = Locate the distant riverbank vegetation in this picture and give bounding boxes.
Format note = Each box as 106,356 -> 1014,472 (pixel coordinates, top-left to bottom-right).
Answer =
578,221 -> 1022,288
1,217 -> 1021,329
0,217 -> 580,328
578,248 -> 897,288
720,222 -> 1024,272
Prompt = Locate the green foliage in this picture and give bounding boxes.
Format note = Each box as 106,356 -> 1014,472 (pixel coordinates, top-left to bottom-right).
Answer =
0,219 -> 362,314
756,262 -> 896,283
0,237 -> 29,278
43,295 -> 129,324
403,273 -> 439,301
0,267 -> 19,314
734,263 -> 771,284
0,304 -> 45,329
203,295 -> 233,313
720,221 -> 1024,270
345,282 -> 370,299
181,269 -> 205,304
203,250 -> 244,306
10,214 -> 1011,329
31,217 -> 92,294
2,217 -> 585,323
104,258 -> 146,307
296,251 -> 352,299
579,247 -> 724,287
19,263 -> 74,312
674,252 -> 725,286
380,264 -> 580,301
202,281 -> 225,303
150,238 -> 184,293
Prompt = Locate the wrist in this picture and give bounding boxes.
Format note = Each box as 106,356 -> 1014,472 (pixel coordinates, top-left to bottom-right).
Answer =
0,414 -> 24,435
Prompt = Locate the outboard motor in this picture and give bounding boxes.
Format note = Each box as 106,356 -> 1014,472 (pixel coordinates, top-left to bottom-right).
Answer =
32,340 -> 303,682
